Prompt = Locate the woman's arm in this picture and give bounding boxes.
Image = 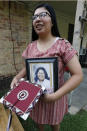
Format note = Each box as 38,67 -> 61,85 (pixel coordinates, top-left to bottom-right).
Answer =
43,55 -> 83,102
10,67 -> 26,88
54,55 -> 83,100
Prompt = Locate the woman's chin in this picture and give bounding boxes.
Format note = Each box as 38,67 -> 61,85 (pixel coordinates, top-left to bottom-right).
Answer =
39,79 -> 44,82
36,30 -> 46,36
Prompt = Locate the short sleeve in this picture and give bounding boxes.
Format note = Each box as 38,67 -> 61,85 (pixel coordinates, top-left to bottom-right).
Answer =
60,39 -> 77,64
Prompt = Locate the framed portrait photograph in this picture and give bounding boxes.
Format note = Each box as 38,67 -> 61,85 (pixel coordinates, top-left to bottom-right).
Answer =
25,57 -> 58,93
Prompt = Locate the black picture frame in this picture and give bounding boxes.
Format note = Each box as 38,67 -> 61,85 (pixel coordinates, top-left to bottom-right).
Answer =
25,57 -> 58,92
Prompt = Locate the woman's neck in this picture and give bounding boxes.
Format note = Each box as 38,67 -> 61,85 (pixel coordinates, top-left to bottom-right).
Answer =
38,34 -> 56,45
37,34 -> 57,52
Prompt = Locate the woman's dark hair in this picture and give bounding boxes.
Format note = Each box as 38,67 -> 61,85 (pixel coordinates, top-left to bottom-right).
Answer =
32,3 -> 60,41
34,67 -> 50,82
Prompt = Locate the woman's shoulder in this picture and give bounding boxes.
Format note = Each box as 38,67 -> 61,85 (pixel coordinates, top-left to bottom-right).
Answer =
44,79 -> 50,83
56,37 -> 72,51
26,41 -> 37,51
53,37 -> 70,52
57,37 -> 70,44
22,40 -> 37,58
28,40 -> 36,47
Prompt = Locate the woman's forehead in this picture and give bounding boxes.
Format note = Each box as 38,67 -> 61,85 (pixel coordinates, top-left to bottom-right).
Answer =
38,69 -> 44,73
34,7 -> 49,15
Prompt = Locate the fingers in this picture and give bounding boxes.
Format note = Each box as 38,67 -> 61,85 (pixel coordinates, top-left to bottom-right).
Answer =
10,82 -> 17,89
10,77 -> 18,89
10,77 -> 25,89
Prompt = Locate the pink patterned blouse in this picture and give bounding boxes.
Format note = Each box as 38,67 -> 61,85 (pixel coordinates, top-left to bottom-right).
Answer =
22,37 -> 77,125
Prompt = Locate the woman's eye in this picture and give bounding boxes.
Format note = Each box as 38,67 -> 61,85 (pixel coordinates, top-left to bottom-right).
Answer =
40,14 -> 44,17
32,15 -> 38,20
40,13 -> 46,17
42,13 -> 46,17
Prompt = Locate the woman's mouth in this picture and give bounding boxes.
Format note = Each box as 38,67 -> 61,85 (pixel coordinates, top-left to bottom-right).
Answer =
35,24 -> 44,30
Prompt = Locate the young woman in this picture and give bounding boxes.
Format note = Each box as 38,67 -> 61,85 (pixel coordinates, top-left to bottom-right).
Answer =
11,3 -> 83,131
34,67 -> 52,93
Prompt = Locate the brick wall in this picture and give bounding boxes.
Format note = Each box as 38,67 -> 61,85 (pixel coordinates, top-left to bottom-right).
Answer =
0,1 -> 31,77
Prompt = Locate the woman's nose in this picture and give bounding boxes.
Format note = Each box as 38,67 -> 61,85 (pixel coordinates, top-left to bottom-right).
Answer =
35,16 -> 41,21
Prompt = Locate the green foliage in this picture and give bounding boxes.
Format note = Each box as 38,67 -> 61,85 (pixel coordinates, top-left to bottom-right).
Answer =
19,110 -> 87,131
60,110 -> 87,131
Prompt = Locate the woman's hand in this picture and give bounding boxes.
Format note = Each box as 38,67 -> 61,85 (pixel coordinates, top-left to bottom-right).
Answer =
10,67 -> 26,89
10,77 -> 25,89
10,77 -> 19,89
41,93 -> 56,103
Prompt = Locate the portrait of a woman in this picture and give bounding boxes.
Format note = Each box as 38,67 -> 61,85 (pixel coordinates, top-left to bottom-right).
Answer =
34,67 -> 53,93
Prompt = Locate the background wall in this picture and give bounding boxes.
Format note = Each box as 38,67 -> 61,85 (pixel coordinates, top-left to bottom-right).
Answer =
0,1 -> 30,77
56,10 -> 75,39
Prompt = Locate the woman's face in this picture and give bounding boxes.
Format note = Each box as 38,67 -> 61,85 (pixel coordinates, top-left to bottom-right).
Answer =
37,69 -> 45,81
32,7 -> 53,36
